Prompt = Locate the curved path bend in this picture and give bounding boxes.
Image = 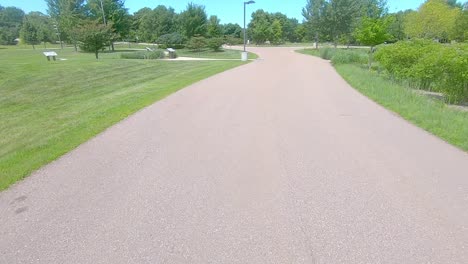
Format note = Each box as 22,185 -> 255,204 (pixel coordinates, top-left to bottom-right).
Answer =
1,47 -> 467,263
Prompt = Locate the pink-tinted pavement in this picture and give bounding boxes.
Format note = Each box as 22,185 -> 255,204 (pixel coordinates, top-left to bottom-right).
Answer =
1,47 -> 467,264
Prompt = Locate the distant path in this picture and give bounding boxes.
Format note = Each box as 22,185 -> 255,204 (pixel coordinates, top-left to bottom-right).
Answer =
1,47 -> 467,263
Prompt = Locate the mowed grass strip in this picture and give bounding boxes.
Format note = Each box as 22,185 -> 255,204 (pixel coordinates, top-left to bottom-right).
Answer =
0,47 -> 245,190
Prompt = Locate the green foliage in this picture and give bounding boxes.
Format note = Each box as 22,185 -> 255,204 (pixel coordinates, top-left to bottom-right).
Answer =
186,35 -> 207,51
331,49 -> 369,65
133,5 -> 177,43
319,47 -> 336,60
0,6 -> 25,45
20,17 -> 40,48
87,0 -> 131,41
354,16 -> 392,47
77,21 -> 113,59
302,0 -> 327,43
375,41 -> 468,103
207,15 -> 222,38
46,0 -> 86,47
157,32 -> 185,49
271,19 -> 283,44
453,9 -> 468,42
206,37 -> 224,51
225,36 -> 243,46
248,10 -> 273,44
179,3 -> 207,38
223,23 -> 242,38
404,0 -> 460,41
120,50 -> 165,59
248,10 -> 303,44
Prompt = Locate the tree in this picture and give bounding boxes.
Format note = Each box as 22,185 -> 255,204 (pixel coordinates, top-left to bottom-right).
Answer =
302,0 -> 328,47
20,16 -> 40,49
325,0 -> 362,47
132,7 -> 153,42
0,6 -> 25,45
387,10 -> 411,41
186,35 -> 207,51
207,37 -> 224,51
354,16 -> 392,68
453,8 -> 468,42
404,0 -> 460,42
294,23 -> 307,42
271,19 -> 283,44
207,15 -> 222,38
133,6 -> 177,42
248,10 -> 272,44
77,21 -> 113,59
178,3 -> 207,39
46,0 -> 86,51
25,12 -> 56,48
87,0 -> 131,50
223,23 -> 242,38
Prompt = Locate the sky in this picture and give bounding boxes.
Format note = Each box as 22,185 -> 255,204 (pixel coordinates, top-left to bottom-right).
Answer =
0,0 -> 428,25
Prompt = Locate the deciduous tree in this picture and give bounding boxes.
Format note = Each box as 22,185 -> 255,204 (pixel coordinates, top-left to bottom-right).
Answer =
77,20 -> 113,59
179,3 -> 207,38
0,6 -> 25,45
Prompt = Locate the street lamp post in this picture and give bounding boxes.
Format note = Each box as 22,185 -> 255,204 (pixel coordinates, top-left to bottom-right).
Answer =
242,0 -> 255,61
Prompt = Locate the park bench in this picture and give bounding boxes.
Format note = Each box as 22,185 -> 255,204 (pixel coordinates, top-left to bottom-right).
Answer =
43,51 -> 58,61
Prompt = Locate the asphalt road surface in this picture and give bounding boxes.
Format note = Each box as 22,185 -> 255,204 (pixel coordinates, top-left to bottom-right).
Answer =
1,47 -> 467,264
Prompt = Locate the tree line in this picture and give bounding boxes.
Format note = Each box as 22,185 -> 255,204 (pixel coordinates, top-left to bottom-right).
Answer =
300,0 -> 467,49
1,0 -> 466,53
0,1 -> 244,51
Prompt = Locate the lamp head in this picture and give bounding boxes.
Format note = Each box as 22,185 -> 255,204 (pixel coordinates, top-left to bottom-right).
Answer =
245,1 -> 255,4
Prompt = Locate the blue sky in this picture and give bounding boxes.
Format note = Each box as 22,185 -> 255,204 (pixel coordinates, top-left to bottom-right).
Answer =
0,0 -> 428,25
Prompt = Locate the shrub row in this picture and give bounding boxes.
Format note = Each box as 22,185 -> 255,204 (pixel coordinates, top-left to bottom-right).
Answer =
120,50 -> 166,60
375,40 -> 467,103
319,47 -> 369,65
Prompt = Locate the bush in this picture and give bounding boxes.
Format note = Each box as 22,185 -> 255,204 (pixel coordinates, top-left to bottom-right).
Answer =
320,47 -> 336,60
157,33 -> 185,49
331,49 -> 368,65
375,40 -> 468,103
225,36 -> 243,46
120,50 -> 165,60
207,37 -> 224,51
186,36 -> 207,51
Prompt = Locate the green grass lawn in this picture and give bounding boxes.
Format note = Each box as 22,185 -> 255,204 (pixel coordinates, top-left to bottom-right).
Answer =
0,46 -> 247,190
298,49 -> 468,151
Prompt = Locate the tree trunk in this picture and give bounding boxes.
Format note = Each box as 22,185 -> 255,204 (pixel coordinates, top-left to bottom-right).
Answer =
32,44 -> 35,50
74,41 -> 78,52
95,50 -> 99,59
44,42 -> 46,49
111,42 -> 115,51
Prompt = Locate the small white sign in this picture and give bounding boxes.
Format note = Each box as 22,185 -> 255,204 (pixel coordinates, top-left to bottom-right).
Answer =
43,51 -> 58,57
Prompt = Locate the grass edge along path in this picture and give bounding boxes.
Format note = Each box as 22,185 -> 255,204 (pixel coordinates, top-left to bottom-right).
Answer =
297,49 -> 468,152
0,59 -> 249,191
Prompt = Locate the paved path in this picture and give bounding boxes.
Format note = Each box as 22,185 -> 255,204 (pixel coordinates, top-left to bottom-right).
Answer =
1,47 -> 467,264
